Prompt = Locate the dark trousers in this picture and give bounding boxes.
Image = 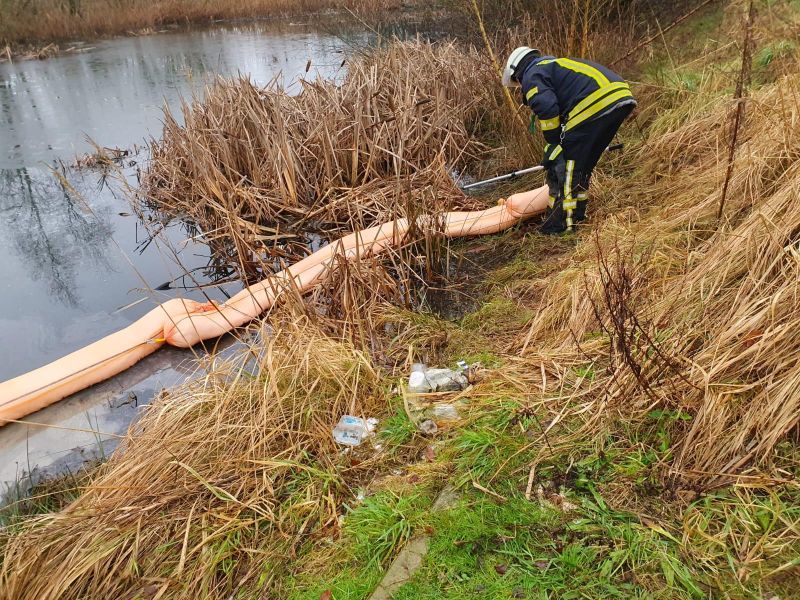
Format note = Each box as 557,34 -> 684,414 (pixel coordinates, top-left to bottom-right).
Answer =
543,103 -> 633,233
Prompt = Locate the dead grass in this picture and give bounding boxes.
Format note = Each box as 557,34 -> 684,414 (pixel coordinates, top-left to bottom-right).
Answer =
510,1 -> 800,486
0,0 -> 404,48
0,318 -> 390,599
140,40 -> 528,279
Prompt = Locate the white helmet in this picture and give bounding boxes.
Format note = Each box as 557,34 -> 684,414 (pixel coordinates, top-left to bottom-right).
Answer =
502,46 -> 540,87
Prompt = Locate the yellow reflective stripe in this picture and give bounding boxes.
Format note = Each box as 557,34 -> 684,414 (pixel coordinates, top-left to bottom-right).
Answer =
537,59 -> 555,65
548,195 -> 556,208
566,211 -> 574,231
564,199 -> 577,210
540,116 -> 561,131
565,89 -> 633,131
544,144 -> 562,160
564,160 -> 575,201
568,82 -> 630,121
556,58 -> 610,87
525,86 -> 539,101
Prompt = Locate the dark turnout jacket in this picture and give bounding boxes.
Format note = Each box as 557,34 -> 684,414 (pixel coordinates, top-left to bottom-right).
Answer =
518,56 -> 636,145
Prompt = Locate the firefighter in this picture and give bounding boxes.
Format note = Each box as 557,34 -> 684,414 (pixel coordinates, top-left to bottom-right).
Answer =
502,47 -> 636,234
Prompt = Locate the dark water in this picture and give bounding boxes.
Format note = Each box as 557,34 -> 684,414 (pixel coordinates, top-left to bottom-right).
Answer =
0,22 -> 357,381
0,21 -> 365,497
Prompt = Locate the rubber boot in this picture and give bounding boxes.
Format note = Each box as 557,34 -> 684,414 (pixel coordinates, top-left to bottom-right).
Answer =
540,200 -> 568,235
574,199 -> 588,223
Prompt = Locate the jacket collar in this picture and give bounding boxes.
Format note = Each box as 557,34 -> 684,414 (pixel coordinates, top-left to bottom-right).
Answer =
516,54 -> 554,80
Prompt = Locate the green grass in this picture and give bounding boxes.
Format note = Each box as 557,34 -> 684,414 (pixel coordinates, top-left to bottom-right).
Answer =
380,404 -> 418,447
486,258 -> 543,288
381,490 -> 707,599
0,470 -> 87,530
756,39 -> 796,67
345,491 -> 432,568
461,298 -> 534,334
287,491 -> 434,599
280,362 -> 800,599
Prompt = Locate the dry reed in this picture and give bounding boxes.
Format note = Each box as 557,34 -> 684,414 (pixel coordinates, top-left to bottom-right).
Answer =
514,6 -> 800,485
0,0 -> 403,48
0,318 -> 388,599
141,41 -> 512,278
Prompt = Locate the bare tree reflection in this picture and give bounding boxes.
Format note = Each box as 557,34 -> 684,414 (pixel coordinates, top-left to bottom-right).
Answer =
0,167 -> 113,307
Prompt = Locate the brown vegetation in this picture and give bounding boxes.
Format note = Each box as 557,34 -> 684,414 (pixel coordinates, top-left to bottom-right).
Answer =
512,2 -> 800,484
0,0 -> 404,48
140,41 -> 532,279
4,2 -> 800,597
0,319 -> 389,599
594,71 -> 800,481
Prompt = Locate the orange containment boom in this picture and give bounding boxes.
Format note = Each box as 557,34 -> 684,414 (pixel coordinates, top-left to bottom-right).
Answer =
0,187 -> 549,425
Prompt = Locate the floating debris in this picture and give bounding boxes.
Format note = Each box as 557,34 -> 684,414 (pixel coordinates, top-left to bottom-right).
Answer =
73,146 -> 130,170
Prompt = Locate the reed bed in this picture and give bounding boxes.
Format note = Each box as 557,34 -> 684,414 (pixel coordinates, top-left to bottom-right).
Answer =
0,318 -> 388,599
141,41 -> 516,276
0,0 -> 402,48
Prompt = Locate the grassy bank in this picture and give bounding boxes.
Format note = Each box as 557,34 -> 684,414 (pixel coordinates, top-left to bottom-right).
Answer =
4,0 -> 800,598
0,0 -> 405,53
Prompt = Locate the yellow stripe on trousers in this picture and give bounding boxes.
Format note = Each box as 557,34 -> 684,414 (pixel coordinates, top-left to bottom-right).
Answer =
564,160 -> 576,210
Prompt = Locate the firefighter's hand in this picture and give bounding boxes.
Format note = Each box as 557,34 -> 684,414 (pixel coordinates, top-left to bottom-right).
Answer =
541,144 -> 564,169
542,144 -> 567,200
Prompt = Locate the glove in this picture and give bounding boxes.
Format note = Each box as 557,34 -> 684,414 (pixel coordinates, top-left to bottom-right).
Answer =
543,145 -> 567,204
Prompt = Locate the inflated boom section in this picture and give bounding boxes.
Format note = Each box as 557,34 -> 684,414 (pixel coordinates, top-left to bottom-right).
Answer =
0,187 -> 549,425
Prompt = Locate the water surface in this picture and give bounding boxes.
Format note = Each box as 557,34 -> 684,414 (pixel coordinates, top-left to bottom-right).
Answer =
0,21 -> 364,498
0,21 -> 357,380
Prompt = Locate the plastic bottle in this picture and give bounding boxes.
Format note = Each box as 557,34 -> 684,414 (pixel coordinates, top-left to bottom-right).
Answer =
332,415 -> 378,447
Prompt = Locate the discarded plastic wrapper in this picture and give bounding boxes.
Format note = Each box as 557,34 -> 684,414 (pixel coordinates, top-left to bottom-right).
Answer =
430,403 -> 460,422
408,363 -> 427,391
333,415 -> 379,447
418,419 -> 439,435
408,366 -> 468,394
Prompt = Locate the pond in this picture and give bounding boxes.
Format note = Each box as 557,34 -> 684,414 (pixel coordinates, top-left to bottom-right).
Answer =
0,19 -> 374,499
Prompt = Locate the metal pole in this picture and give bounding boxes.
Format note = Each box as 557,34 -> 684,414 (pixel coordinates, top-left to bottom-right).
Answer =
462,166 -> 544,190
462,143 -> 624,191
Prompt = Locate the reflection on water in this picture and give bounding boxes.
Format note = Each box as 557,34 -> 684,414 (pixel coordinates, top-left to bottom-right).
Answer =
0,162 -> 228,381
0,167 -> 113,307
0,22 -> 356,167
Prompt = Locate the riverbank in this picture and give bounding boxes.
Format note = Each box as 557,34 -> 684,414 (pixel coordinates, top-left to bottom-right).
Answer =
0,0 -> 414,59
4,0 -> 800,598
